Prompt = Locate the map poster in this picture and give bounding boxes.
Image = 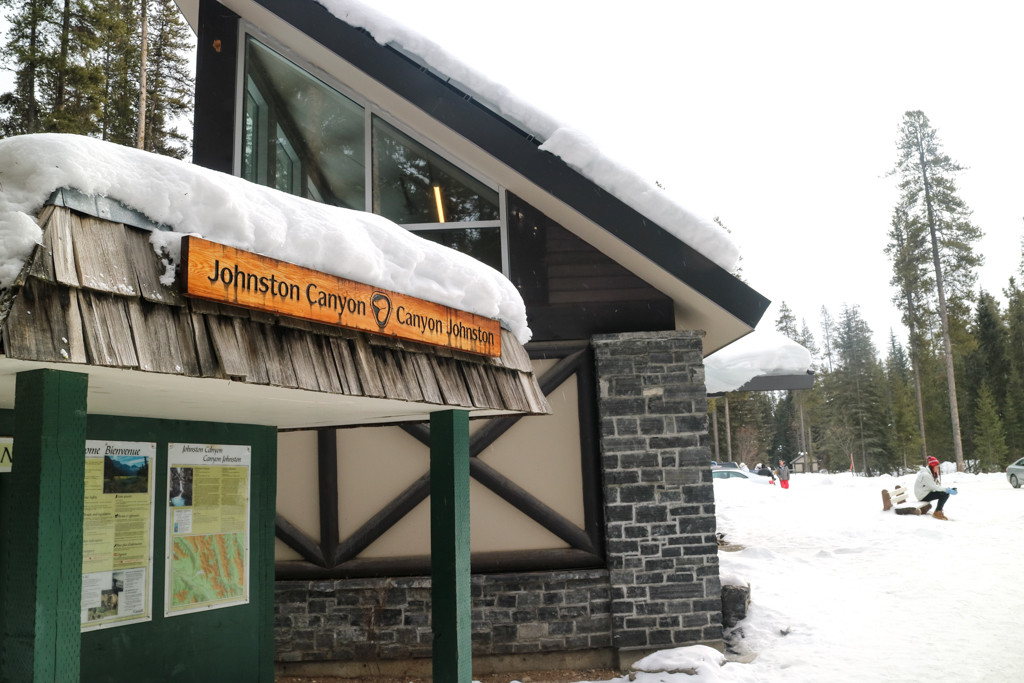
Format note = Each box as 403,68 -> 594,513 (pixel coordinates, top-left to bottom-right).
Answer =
165,443 -> 251,616
81,440 -> 156,631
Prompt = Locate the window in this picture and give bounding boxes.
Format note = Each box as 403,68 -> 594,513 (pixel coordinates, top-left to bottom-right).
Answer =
242,36 -> 503,271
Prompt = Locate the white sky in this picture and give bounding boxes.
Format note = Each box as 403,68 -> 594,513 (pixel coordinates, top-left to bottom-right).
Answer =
365,0 -> 1024,356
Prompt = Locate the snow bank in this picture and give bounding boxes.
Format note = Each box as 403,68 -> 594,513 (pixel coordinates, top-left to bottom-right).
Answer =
0,134 -> 531,342
314,0 -> 740,273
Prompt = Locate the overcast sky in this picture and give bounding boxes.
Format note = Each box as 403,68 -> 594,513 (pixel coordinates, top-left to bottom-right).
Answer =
366,0 -> 1024,358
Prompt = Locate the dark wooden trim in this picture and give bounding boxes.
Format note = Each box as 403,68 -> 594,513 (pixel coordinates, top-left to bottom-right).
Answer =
317,428 -> 339,564
468,458 -> 595,553
275,549 -> 604,579
275,513 -> 325,566
574,347 -> 605,555
333,473 -> 431,565
193,0 -> 239,173
275,341 -> 606,577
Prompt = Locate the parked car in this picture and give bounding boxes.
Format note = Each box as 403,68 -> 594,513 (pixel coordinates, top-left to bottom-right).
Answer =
712,461 -> 741,469
1007,457 -> 1024,488
712,468 -> 773,484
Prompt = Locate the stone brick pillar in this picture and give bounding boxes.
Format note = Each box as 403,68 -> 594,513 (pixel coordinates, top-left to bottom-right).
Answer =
592,331 -> 722,664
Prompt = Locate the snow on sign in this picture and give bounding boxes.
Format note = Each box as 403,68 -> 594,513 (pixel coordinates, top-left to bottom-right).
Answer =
181,236 -> 502,357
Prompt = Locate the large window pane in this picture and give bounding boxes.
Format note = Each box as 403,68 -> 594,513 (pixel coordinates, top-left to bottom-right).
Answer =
243,38 -> 366,210
414,227 -> 502,271
372,117 -> 499,224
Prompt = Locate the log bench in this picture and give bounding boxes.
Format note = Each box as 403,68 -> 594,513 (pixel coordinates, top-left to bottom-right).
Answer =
882,485 -> 932,515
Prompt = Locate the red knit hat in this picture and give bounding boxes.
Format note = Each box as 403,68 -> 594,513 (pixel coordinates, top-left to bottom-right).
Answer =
927,456 -> 940,469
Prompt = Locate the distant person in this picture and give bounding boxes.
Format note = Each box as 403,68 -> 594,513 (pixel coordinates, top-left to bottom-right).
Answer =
756,463 -> 776,484
914,455 -> 956,520
777,459 -> 791,489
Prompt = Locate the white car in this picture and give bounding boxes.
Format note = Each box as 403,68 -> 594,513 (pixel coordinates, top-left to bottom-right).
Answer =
712,467 -> 774,484
1007,457 -> 1024,488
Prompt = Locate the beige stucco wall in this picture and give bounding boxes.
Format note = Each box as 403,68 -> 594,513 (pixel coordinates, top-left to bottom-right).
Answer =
274,359 -> 584,560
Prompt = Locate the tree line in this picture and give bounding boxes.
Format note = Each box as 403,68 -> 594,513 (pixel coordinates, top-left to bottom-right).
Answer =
0,16 -> 1011,477
0,0 -> 193,157
713,111 -> 1022,476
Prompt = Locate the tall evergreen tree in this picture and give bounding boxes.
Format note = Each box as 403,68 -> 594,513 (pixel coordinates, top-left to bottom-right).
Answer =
95,0 -> 140,144
973,381 -> 1008,473
890,110 -> 983,472
775,302 -> 798,339
885,206 -> 932,458
0,0 -> 57,134
821,306 -> 891,474
141,0 -> 192,158
884,333 -> 920,471
48,0 -> 103,134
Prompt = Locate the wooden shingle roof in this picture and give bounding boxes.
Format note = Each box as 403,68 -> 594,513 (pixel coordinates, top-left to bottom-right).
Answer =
0,204 -> 549,426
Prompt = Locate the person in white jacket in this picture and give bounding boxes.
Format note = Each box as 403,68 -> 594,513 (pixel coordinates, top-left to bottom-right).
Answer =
914,455 -> 956,520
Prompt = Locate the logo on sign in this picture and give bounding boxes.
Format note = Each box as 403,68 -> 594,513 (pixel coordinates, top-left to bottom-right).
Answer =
371,292 -> 393,328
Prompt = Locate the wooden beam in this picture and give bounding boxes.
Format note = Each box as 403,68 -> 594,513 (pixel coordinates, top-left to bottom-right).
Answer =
317,429 -> 340,565
274,514 -> 325,566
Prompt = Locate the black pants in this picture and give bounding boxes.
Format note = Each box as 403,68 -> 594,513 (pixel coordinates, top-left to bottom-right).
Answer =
921,490 -> 949,511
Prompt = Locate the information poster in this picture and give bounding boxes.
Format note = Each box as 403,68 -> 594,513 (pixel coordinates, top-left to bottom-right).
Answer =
165,443 -> 251,616
81,440 -> 156,631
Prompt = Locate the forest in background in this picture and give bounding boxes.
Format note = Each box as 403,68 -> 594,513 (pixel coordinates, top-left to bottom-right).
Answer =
714,114 -> 1024,476
0,7 -> 1018,478
0,0 -> 193,157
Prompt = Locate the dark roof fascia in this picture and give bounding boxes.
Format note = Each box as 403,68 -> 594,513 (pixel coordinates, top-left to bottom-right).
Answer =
250,0 -> 769,330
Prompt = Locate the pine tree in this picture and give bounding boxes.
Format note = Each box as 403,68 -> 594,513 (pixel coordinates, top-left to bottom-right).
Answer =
775,302 -> 797,339
890,110 -> 983,472
48,0 -> 104,134
141,0 -> 192,158
973,381 -> 1008,472
95,0 -> 140,145
0,0 -> 57,134
884,333 -> 921,471
821,305 -> 891,474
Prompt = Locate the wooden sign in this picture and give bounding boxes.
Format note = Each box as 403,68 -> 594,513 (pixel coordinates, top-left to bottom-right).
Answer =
181,237 -> 501,357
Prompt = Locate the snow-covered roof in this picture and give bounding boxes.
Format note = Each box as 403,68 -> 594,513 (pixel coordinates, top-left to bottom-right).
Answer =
174,0 -> 740,276
0,134 -> 532,343
704,330 -> 812,394
312,0 -> 740,274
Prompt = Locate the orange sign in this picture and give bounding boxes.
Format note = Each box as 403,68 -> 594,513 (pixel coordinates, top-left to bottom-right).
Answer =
181,237 -> 502,357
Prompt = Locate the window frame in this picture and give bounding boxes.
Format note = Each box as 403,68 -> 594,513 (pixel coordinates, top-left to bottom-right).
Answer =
234,25 -> 511,275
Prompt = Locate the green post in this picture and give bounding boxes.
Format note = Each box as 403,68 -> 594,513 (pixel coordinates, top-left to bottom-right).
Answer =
430,409 -> 472,683
0,369 -> 88,683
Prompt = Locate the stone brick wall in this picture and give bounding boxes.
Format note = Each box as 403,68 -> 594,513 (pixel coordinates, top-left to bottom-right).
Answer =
274,569 -> 612,663
592,330 -> 722,653
274,329 -> 722,666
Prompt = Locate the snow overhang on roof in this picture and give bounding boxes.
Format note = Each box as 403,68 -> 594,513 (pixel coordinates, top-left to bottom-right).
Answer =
0,135 -> 550,428
704,330 -> 814,396
173,0 -> 770,353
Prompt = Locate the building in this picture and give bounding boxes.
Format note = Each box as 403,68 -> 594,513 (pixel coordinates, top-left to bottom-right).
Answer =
0,0 -> 780,680
173,0 -> 773,677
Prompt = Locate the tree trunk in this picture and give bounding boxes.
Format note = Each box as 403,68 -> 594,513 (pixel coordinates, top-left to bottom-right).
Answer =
137,0 -> 148,149
26,0 -> 41,133
724,395 -> 733,462
56,0 -> 71,114
711,400 -> 720,461
916,131 -> 966,472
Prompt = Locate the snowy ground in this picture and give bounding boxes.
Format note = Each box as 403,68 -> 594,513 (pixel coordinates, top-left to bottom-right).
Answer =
548,468 -> 1024,683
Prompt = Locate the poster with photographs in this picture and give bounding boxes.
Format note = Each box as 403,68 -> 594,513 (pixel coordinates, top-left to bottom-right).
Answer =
165,443 -> 251,616
81,440 -> 156,631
